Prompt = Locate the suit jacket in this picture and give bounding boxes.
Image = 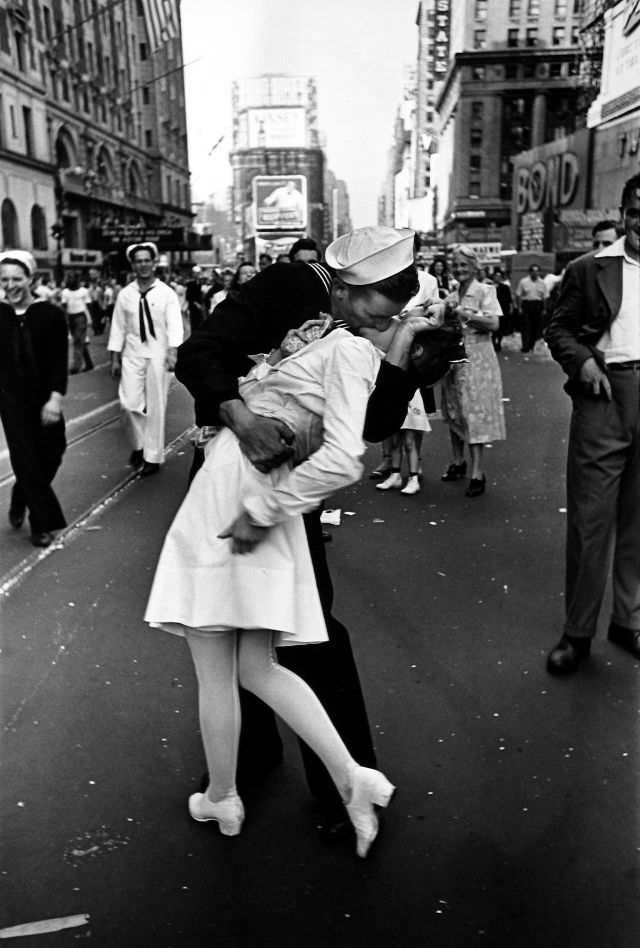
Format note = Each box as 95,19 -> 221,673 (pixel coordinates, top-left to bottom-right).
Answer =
175,261 -> 416,441
544,250 -> 623,393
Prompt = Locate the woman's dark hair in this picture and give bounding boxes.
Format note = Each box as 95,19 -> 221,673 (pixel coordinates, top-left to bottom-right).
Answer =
66,272 -> 80,291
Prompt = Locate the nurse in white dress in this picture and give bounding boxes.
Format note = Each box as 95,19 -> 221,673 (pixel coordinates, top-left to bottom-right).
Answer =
145,227 -> 432,857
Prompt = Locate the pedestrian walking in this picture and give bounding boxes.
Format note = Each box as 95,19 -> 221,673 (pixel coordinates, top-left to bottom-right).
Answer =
0,251 -> 68,547
107,242 -> 183,476
60,273 -> 93,374
440,245 -> 506,497
174,226 -> 440,839
515,264 -> 548,353
544,173 -> 640,675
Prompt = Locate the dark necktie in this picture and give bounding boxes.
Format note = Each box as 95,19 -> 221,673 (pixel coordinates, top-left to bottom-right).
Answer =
138,288 -> 156,343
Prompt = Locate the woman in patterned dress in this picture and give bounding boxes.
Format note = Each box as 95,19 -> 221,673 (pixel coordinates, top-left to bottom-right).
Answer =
439,246 -> 506,497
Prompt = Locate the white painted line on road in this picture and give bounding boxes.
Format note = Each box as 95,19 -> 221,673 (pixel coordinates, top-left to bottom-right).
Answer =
0,425 -> 195,602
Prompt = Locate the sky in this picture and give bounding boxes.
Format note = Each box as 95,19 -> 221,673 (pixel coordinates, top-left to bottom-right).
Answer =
180,0 -> 421,227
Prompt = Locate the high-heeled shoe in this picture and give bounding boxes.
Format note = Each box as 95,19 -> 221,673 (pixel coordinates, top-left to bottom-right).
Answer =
344,764 -> 396,858
465,474 -> 486,497
188,791 -> 244,836
441,460 -> 467,481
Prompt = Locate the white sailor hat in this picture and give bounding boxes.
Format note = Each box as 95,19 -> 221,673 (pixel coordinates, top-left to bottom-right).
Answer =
325,226 -> 415,286
125,241 -> 158,263
0,249 -> 37,276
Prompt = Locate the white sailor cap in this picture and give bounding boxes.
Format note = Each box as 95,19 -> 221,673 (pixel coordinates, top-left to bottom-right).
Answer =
325,226 -> 415,286
0,249 -> 37,276
126,241 -> 158,263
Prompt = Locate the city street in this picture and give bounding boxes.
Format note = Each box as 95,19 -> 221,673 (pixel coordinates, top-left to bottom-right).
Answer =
1,344 -> 638,947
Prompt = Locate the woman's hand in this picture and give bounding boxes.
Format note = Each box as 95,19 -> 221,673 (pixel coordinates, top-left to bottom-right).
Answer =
41,392 -> 62,425
218,511 -> 269,554
385,313 -> 437,369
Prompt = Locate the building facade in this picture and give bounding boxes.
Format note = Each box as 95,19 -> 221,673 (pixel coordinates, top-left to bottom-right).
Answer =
229,74 -> 348,259
434,0 -> 588,247
0,0 -> 192,276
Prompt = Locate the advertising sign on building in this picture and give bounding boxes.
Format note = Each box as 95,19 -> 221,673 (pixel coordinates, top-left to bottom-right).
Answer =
247,108 -> 306,148
254,175 -> 307,231
434,0 -> 451,76
591,0 -> 640,123
60,248 -> 104,267
512,129 -> 591,251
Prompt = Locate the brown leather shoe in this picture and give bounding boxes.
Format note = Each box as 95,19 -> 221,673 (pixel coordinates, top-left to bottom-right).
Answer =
546,635 -> 591,675
607,622 -> 640,659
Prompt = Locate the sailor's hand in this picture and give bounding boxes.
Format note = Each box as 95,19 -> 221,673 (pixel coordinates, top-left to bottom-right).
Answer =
220,401 -> 294,472
218,511 -> 268,554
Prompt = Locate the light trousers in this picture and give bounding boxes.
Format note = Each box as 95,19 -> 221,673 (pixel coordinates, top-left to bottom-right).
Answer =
119,355 -> 170,464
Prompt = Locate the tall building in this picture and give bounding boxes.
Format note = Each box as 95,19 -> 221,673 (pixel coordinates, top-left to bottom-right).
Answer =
0,0 -> 192,275
229,73 -> 347,259
434,0 -> 588,247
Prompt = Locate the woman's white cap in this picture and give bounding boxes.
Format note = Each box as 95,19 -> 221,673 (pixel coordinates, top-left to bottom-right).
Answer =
0,249 -> 36,276
325,226 -> 415,286
125,241 -> 158,263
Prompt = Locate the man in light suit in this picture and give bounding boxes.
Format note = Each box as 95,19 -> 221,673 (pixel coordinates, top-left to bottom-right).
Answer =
544,173 -> 640,674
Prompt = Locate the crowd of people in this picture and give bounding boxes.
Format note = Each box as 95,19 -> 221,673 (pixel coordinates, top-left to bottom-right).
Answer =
1,174 -> 638,861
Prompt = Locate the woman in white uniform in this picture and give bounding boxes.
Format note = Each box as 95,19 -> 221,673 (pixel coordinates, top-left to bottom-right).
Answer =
145,228 -> 435,858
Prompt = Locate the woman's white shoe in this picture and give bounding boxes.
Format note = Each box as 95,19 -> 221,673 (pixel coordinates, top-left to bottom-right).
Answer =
344,765 -> 396,858
376,472 -> 403,491
188,791 -> 244,836
400,475 -> 421,495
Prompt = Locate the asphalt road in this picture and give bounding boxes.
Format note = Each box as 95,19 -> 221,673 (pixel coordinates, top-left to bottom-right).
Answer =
1,340 -> 638,948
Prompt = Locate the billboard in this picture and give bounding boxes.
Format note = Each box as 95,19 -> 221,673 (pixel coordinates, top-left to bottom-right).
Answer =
247,108 -> 306,148
254,175 -> 307,231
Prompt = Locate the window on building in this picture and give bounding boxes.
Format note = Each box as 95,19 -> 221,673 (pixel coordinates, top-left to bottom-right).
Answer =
508,28 -> 519,47
470,127 -> 483,148
527,0 -> 540,14
552,26 -> 565,45
554,0 -> 568,14
87,42 -> 94,71
471,101 -> 484,121
472,65 -> 486,79
0,9 -> 10,54
42,5 -> 51,39
475,0 -> 488,18
33,1 -> 44,41
509,0 -> 521,15
505,63 -> 519,79
31,205 -> 48,250
2,199 -> 20,247
526,27 -> 538,46
470,155 -> 482,172
522,61 -> 535,77
139,42 -> 148,61
573,0 -> 583,12
9,104 -> 17,138
145,129 -> 153,148
474,28 -> 486,49
550,61 -> 563,77
570,25 -> 579,43
142,85 -> 150,105
136,0 -> 144,14
14,31 -> 25,71
469,178 -> 481,197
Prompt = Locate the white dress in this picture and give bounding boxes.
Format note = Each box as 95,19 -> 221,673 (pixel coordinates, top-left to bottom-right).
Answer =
145,329 -> 382,646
